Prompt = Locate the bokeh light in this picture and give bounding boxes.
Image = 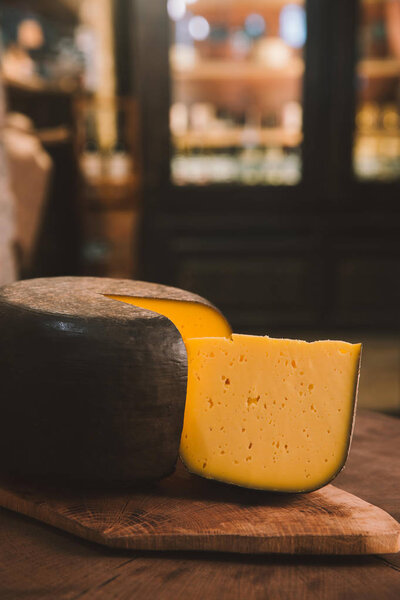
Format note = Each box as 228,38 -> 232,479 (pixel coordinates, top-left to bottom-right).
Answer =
254,38 -> 292,69
188,16 -> 210,41
231,30 -> 251,56
17,19 -> 44,49
244,14 -> 266,39
279,4 -> 306,49
167,0 -> 186,22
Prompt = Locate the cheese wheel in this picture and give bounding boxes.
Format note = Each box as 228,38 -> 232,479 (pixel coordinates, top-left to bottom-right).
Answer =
0,276 -> 230,486
180,334 -> 361,492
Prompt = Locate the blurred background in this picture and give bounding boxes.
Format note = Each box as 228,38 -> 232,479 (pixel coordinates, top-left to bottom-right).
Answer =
0,0 -> 399,414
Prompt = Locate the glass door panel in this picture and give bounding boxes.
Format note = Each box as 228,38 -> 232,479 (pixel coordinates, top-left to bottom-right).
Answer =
354,0 -> 400,181
168,0 -> 307,185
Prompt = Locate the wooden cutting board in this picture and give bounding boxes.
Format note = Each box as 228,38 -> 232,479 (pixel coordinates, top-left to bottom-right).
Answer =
0,462 -> 399,555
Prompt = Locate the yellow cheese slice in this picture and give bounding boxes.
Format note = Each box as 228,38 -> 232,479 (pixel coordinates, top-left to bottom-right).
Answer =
104,295 -> 360,492
105,295 -> 232,340
180,334 -> 361,492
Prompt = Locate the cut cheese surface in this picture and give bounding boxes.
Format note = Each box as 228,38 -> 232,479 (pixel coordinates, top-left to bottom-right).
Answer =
180,334 -> 361,492
105,295 -> 232,341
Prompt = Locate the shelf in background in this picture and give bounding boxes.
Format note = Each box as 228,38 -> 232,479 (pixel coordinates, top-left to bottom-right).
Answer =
37,126 -> 72,145
3,75 -> 80,96
355,129 -> 400,139
358,59 -> 400,79
80,173 -> 140,209
174,127 -> 302,149
172,58 -> 304,83
189,0 -> 303,16
363,0 -> 390,4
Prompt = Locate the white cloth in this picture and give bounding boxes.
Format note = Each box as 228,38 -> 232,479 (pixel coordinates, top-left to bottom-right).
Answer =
0,79 -> 17,285
4,119 -> 52,272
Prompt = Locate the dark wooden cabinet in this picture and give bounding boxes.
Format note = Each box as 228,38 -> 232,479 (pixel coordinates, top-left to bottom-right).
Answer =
133,0 -> 400,334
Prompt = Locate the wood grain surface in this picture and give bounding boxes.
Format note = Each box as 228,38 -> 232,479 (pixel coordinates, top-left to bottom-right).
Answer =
0,458 -> 399,555
1,411 -> 400,599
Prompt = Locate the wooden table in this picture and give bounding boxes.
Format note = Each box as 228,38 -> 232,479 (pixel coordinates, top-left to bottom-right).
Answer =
0,411 -> 399,599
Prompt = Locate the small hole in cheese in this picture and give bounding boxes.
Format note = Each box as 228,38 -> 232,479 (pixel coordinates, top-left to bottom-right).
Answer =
247,396 -> 260,407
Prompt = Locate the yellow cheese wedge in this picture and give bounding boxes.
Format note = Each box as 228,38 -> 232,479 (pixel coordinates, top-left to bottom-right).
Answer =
105,295 -> 232,340
180,334 -> 361,492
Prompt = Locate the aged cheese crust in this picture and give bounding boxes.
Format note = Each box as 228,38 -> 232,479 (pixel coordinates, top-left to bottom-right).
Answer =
0,276 -> 222,486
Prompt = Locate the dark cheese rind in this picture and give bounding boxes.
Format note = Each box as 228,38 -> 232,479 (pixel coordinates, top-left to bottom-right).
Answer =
0,276 -> 223,319
0,276 -> 210,486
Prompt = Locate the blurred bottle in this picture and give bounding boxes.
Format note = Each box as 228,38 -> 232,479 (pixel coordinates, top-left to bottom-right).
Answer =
282,101 -> 302,133
170,102 -> 189,136
356,102 -> 380,132
382,103 -> 400,131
